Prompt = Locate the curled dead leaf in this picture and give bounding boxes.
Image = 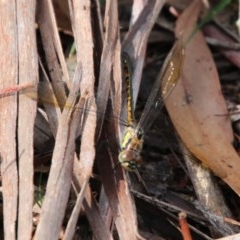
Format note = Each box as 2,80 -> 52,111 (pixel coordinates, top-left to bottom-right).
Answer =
164,1 -> 240,196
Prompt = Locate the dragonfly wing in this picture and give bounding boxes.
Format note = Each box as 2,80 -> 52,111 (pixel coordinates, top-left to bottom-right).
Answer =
136,37 -> 184,135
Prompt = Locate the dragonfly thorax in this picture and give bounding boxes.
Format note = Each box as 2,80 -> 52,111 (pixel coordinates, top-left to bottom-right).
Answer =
119,127 -> 143,171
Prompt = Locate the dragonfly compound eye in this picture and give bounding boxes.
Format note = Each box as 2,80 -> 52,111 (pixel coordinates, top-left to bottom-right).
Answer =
118,150 -> 142,171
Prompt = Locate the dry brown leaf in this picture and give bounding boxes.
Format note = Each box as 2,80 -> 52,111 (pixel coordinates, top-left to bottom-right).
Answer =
164,0 -> 240,196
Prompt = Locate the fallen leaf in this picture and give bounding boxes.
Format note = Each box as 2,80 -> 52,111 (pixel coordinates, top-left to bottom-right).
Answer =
164,0 -> 240,196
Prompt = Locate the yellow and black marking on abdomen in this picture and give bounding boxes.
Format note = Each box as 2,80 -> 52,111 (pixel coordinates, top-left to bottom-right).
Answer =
121,52 -> 136,127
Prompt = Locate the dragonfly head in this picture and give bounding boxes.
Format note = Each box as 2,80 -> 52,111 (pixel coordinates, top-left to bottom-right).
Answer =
118,150 -> 142,171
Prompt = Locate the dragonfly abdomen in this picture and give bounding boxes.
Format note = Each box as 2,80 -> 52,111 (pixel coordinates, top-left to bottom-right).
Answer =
122,52 -> 136,126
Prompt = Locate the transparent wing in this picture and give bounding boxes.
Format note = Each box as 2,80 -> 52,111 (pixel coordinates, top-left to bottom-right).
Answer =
23,82 -> 127,126
135,37 -> 184,135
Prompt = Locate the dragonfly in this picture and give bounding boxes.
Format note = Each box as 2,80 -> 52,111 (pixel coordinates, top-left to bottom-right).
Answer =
1,39 -> 184,172
119,38 -> 184,171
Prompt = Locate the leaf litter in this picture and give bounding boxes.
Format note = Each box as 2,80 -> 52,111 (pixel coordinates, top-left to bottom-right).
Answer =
1,0 -> 240,239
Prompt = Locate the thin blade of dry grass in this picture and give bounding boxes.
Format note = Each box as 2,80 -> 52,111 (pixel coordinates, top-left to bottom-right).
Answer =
70,92 -> 113,239
34,70 -> 82,239
95,0 -> 121,141
64,180 -> 88,240
0,2 -> 19,239
68,0 -> 96,184
37,63 -> 62,136
67,1 -> 113,239
17,1 -> 38,239
72,160 -> 113,240
36,0 -> 69,108
122,0 -> 165,107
